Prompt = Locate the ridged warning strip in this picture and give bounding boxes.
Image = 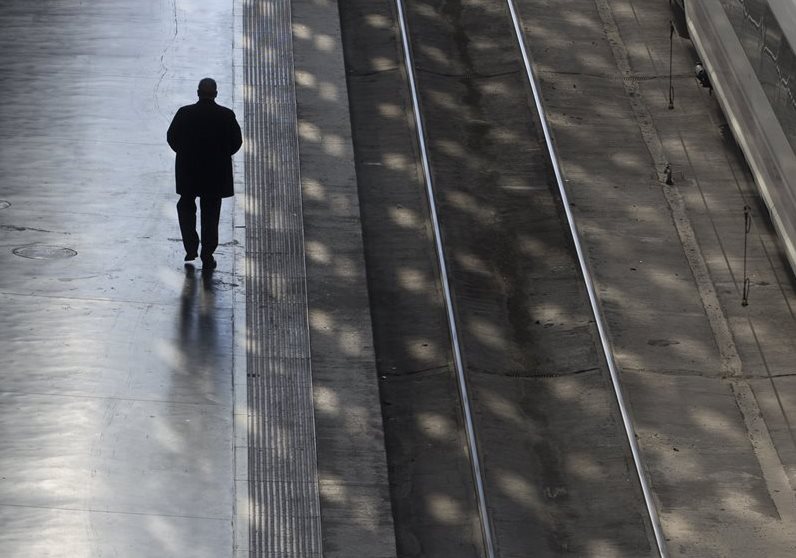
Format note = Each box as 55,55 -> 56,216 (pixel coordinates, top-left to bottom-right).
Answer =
243,0 -> 322,556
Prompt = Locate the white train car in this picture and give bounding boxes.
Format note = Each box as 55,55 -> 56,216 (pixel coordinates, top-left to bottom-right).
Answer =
684,0 -> 796,275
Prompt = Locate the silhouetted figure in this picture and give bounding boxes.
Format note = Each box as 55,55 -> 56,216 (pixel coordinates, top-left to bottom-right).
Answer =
695,61 -> 713,94
167,77 -> 242,270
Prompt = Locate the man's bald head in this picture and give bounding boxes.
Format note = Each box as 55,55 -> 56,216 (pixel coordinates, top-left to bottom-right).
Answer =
197,78 -> 218,100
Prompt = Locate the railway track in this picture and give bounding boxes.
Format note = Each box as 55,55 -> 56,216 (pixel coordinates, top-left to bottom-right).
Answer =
339,0 -> 667,555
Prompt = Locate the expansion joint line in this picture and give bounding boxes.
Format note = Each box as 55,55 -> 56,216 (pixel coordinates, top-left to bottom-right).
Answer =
504,0 -> 669,556
392,0 -> 497,556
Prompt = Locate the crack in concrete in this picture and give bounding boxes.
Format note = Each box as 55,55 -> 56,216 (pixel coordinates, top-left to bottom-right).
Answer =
0,225 -> 68,234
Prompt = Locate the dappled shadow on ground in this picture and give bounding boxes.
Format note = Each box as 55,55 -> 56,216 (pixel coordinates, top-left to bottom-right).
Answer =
517,0 -> 796,555
247,0 -> 796,555
328,0 -> 657,555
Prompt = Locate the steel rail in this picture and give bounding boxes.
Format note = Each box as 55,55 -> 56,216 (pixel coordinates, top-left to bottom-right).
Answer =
392,0 -> 497,556
503,1 -> 669,556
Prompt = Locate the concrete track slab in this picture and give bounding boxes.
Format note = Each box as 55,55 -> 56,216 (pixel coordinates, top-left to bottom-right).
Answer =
624,370 -> 792,556
751,376 -> 796,488
470,371 -> 652,556
338,2 -> 492,553
340,0 -> 657,554
517,0 -> 796,554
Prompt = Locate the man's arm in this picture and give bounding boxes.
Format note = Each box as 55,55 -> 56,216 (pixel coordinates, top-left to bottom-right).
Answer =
229,111 -> 243,155
166,108 -> 185,153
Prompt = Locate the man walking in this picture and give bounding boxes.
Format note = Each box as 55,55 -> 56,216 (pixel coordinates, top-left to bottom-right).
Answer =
167,77 -> 242,270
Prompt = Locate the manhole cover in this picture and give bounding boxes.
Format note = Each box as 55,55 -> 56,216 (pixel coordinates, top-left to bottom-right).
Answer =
13,245 -> 77,260
0,201 -> 10,210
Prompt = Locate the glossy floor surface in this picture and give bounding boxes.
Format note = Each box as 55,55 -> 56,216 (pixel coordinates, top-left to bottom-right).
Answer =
0,1 -> 239,556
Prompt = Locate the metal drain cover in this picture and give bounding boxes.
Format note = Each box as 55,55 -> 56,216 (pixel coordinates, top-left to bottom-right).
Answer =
13,245 -> 77,260
0,201 -> 10,210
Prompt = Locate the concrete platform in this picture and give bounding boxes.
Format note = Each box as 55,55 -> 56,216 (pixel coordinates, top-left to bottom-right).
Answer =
0,2 -> 238,556
0,0 -> 395,556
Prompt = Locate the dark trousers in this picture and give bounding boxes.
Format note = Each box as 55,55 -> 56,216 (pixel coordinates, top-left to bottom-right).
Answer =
177,195 -> 222,259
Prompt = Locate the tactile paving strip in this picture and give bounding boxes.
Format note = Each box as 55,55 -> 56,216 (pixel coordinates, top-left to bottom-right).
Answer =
243,0 -> 323,555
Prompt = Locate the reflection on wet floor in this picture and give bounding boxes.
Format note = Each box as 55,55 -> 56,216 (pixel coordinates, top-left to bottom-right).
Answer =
0,1 -> 238,556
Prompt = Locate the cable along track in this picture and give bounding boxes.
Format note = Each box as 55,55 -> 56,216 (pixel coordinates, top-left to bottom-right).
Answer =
390,0 -> 668,555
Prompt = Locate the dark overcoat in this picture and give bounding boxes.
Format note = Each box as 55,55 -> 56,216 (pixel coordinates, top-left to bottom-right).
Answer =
167,99 -> 243,198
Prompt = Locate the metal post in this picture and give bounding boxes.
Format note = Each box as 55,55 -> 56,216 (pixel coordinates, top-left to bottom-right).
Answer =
664,164 -> 674,185
668,20 -> 675,110
743,205 -> 751,306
